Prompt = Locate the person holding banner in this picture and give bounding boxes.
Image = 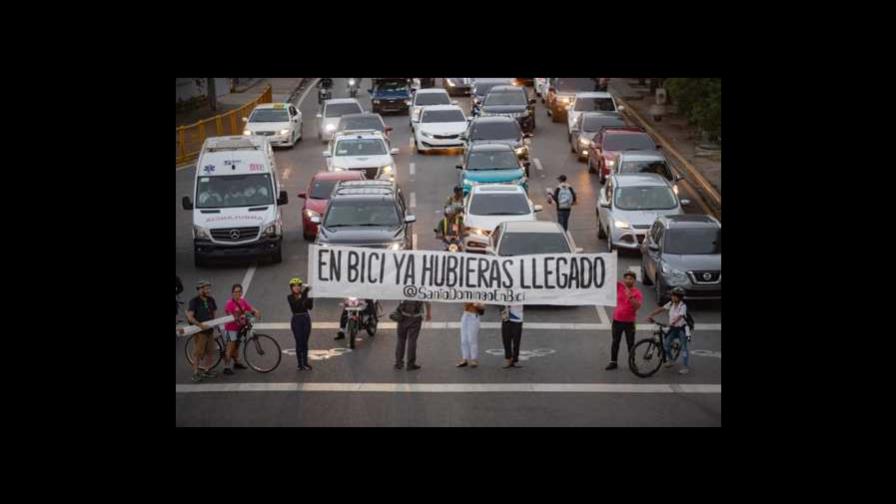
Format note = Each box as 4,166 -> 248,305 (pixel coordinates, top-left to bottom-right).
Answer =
458,302 -> 485,368
394,300 -> 432,371
288,277 -> 315,370
501,304 -> 524,368
605,271 -> 643,370
187,280 -> 218,382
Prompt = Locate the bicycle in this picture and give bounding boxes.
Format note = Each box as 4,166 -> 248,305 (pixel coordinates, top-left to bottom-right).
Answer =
628,321 -> 690,378
184,315 -> 282,373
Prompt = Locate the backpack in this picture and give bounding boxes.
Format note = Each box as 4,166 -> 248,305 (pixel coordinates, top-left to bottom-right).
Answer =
557,185 -> 573,209
683,305 -> 695,331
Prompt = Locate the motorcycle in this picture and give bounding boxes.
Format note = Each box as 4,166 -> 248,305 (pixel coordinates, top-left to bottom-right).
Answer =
444,235 -> 464,252
347,78 -> 359,98
318,78 -> 333,104
340,297 -> 380,349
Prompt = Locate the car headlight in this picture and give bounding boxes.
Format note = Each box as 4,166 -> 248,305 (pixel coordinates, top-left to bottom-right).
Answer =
606,159 -> 616,168
382,164 -> 394,174
661,263 -> 690,285
465,227 -> 489,237
373,99 -> 381,104
193,225 -> 211,240
447,79 -> 456,87
579,137 -> 591,145
279,129 -> 289,135
421,131 -> 434,139
325,123 -> 336,131
304,209 -> 320,219
243,130 -> 251,136
614,219 -> 631,230
389,242 -> 402,251
404,99 -> 412,105
348,79 -> 356,86
263,221 -> 281,237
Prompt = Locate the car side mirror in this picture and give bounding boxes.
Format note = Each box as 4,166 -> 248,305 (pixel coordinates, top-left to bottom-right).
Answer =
316,113 -> 322,118
322,151 -> 330,157
310,216 -> 321,224
298,192 -> 307,199
182,196 -> 193,210
405,215 -> 417,223
534,204 -> 543,212
241,117 -> 248,123
680,199 -> 691,206
390,147 -> 400,155
456,164 -> 463,170
385,126 -> 393,133
675,174 -> 684,181
277,191 -> 289,206
617,105 -> 625,112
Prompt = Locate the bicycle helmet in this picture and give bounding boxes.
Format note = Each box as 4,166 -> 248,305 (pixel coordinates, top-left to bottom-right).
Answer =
670,287 -> 685,297
289,277 -> 304,287
196,279 -> 211,289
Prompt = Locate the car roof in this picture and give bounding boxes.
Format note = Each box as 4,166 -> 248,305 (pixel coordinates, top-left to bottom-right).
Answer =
471,116 -> 517,124
332,180 -> 397,197
603,127 -> 648,136
473,78 -> 513,84
253,103 -> 291,110
415,88 -> 449,94
339,112 -> 383,121
420,104 -> 464,112
469,142 -> 514,152
619,151 -> 667,162
201,136 -> 267,151
662,214 -> 721,228
471,184 -> 527,194
489,85 -> 526,93
574,92 -> 613,99
325,98 -> 361,105
612,173 -> 672,187
312,170 -> 365,181
501,221 -> 565,233
333,131 -> 386,141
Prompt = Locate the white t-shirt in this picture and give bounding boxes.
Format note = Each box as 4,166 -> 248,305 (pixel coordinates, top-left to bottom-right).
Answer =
663,301 -> 687,328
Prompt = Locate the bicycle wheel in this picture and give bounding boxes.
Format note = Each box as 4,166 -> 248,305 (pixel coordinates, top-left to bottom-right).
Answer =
366,315 -> 378,337
348,320 -> 357,349
243,334 -> 282,373
628,339 -> 663,378
185,333 -> 223,371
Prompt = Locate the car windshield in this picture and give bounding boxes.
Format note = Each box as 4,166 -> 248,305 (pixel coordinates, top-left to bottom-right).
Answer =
467,150 -> 520,170
554,78 -> 598,92
324,199 -> 400,227
664,228 -> 721,255
470,193 -> 530,215
484,92 -> 527,106
338,117 -> 383,133
499,233 -> 570,256
334,139 -> 387,156
619,160 -> 673,180
325,102 -> 362,117
582,116 -> 625,132
376,80 -> 408,91
472,121 -> 521,140
574,97 -> 616,112
422,109 -> 466,123
415,93 -> 451,106
604,133 -> 656,151
614,186 -> 678,210
196,174 -> 273,209
249,109 -> 289,122
473,82 -> 509,97
309,179 -> 343,199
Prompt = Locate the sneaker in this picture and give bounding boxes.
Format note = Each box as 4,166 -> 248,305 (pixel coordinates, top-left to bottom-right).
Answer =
407,364 -> 421,371
679,368 -> 690,375
605,362 -> 618,371
233,362 -> 247,370
664,361 -> 675,368
335,331 -> 345,340
456,361 -> 469,368
394,363 -> 403,370
470,360 -> 479,368
202,370 -> 218,378
223,368 -> 235,375
297,364 -> 305,370
191,373 -> 204,383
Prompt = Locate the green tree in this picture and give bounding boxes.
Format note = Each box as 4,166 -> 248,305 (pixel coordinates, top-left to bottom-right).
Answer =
665,78 -> 721,143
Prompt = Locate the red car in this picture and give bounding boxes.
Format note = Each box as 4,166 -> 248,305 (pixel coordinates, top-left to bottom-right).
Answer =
587,127 -> 660,184
299,170 -> 365,241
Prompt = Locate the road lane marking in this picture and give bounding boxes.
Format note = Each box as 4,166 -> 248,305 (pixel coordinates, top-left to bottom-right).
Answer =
282,167 -> 291,180
410,192 -> 416,208
252,322 -> 721,331
409,162 -> 415,176
534,158 -> 544,171
241,264 -> 257,296
594,305 -> 611,327
177,382 -> 721,394
296,78 -> 319,106
412,233 -> 418,250
176,163 -> 195,172
409,136 -> 414,148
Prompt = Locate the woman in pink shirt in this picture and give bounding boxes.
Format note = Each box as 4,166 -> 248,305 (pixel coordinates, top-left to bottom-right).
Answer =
606,271 -> 643,370
223,283 -> 261,375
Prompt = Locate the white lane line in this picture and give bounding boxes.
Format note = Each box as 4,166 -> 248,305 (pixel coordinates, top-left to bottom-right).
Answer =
282,167 -> 291,180
594,305 -> 611,328
296,78 -> 320,106
409,162 -> 415,176
410,192 -> 416,208
533,158 -> 544,171
177,382 -> 721,394
176,163 -> 195,172
412,233 -> 418,250
408,136 -> 414,148
253,321 -> 721,331
241,264 -> 257,296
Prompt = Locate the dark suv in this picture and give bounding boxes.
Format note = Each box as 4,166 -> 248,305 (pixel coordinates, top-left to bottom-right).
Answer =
369,78 -> 412,114
312,180 -> 416,250
462,116 -> 532,161
470,78 -> 513,116
476,85 -> 536,133
640,214 -> 722,305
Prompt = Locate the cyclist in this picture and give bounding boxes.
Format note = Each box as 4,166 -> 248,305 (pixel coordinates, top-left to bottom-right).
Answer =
187,280 -> 218,382
223,283 -> 260,375
646,286 -> 690,375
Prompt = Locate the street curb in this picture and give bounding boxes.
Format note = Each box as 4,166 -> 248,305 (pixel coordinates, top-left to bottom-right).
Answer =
285,78 -> 309,105
615,96 -> 722,220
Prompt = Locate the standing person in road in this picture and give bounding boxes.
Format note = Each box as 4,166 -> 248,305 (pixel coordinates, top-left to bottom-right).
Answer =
394,299 -> 432,371
222,283 -> 259,375
457,302 -> 485,368
288,277 -> 314,370
646,286 -> 691,375
187,280 -> 218,382
547,175 -> 577,231
606,271 -> 643,370
501,304 -> 524,368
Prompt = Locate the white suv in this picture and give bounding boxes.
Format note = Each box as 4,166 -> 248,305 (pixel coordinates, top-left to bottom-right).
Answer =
323,131 -> 400,182
242,103 -> 303,148
463,184 -> 542,253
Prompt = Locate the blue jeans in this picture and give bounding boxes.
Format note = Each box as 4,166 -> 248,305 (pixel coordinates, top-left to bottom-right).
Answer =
557,209 -> 571,231
664,326 -> 689,367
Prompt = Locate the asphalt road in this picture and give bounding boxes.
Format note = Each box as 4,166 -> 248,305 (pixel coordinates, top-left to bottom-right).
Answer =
175,78 -> 722,427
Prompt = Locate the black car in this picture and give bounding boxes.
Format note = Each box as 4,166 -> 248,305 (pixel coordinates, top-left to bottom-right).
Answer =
470,78 -> 514,116
462,116 -> 532,161
443,78 -> 472,96
313,180 -> 415,250
369,78 -> 412,114
475,85 -> 536,133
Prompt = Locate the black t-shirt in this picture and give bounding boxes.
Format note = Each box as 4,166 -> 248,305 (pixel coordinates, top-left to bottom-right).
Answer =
189,296 -> 217,322
288,289 -> 314,314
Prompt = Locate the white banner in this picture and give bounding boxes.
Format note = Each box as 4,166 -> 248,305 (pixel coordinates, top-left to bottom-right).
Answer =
307,245 -> 617,306
177,315 -> 234,337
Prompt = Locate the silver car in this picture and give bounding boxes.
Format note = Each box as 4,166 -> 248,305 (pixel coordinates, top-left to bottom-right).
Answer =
640,214 -> 721,304
596,173 -> 690,252
487,220 -> 582,256
569,112 -> 625,161
316,98 -> 364,143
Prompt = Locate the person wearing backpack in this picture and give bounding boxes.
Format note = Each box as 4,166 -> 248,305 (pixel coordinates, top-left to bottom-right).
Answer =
549,175 -> 577,231
646,286 -> 692,375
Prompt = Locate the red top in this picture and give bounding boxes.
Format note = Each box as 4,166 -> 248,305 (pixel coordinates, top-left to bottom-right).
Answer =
612,281 -> 642,322
224,298 -> 254,331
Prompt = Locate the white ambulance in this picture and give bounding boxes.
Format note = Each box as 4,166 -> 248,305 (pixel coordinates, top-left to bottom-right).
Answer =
181,136 -> 288,267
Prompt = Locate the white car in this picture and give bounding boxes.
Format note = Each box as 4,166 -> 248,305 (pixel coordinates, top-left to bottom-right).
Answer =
567,92 -> 621,137
323,131 -> 400,182
534,78 -> 550,101
316,98 -> 364,142
409,88 -> 456,129
486,220 -> 582,257
242,103 -> 302,148
413,105 -> 468,153
463,184 -> 542,253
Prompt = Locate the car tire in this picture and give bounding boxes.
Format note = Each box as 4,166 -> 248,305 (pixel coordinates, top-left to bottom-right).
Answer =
271,245 -> 282,264
303,231 -> 314,242
641,261 -> 653,286
656,281 -> 668,306
607,235 -> 614,252
194,254 -> 206,268
588,157 -> 597,174
597,220 -> 606,239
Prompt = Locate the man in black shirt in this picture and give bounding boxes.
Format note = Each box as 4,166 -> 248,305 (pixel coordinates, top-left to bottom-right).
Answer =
187,280 -> 218,382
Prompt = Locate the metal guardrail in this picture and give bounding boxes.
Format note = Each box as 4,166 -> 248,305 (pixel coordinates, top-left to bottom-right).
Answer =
176,84 -> 273,166
615,96 -> 722,220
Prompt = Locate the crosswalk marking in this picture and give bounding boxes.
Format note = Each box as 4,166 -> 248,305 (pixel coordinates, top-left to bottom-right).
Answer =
177,382 -> 722,394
